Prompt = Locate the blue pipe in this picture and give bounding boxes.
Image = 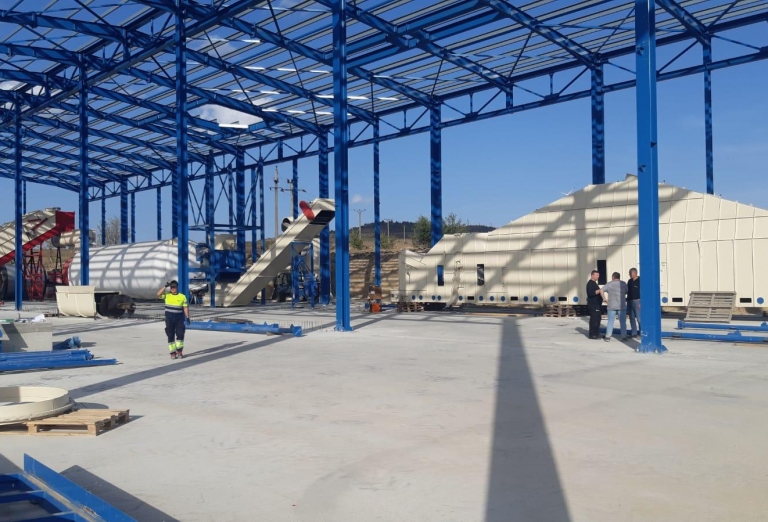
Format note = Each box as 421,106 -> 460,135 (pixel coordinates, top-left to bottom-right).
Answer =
677,321 -> 768,332
663,331 -> 768,343
187,321 -> 302,337
0,349 -> 91,360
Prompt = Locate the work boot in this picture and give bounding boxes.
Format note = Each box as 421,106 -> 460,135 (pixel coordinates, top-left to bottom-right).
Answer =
175,341 -> 184,359
169,343 -> 178,359
170,350 -> 178,360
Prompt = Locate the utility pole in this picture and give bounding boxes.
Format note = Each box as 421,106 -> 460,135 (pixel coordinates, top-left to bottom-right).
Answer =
384,218 -> 392,238
353,208 -> 366,237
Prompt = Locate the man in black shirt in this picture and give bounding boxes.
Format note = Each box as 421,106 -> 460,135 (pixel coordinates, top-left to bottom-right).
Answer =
626,268 -> 641,338
586,270 -> 603,339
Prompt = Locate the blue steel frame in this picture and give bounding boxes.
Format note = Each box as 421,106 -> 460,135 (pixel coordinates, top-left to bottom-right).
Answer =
373,120 -> 381,287
635,0 -> 667,354
292,158 -> 299,220
14,101 -> 22,311
0,1 -> 766,339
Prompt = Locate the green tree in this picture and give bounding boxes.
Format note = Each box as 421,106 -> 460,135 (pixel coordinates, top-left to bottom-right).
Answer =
412,215 -> 431,248
443,212 -> 468,234
379,234 -> 395,251
350,230 -> 365,250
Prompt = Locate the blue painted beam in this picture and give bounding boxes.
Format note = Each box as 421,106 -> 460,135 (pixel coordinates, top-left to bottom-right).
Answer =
635,0 -> 666,354
130,192 -> 136,243
656,0 -> 709,44
591,63 -> 605,185
172,167 -> 178,239
236,150 -> 246,266
22,180 -> 26,214
14,101 -> 23,311
251,166 -> 258,264
79,66 -> 90,286
334,0 -> 351,331
318,133 -> 331,305
478,0 -> 595,67
205,154 -> 216,308
259,157 -> 266,306
678,321 -> 768,332
292,158 -> 299,219
187,321 -> 302,336
373,120 -> 381,287
175,1 -> 190,303
120,179 -> 129,244
704,41 -> 714,195
156,186 -> 162,240
101,195 -> 107,245
430,106 -> 443,247
663,331 -> 768,343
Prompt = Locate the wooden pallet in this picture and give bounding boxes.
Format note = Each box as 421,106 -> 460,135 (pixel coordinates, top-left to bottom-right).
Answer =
542,304 -> 586,317
397,302 -> 424,313
684,291 -> 736,323
0,408 -> 130,436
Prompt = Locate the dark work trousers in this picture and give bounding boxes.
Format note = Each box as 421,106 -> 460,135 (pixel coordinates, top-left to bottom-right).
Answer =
165,313 -> 186,344
588,305 -> 602,338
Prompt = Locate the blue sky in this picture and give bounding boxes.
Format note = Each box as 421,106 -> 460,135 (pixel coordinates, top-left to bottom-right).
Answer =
1,58 -> 766,242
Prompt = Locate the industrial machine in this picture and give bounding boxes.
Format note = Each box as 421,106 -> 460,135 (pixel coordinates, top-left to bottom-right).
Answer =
399,175 -> 768,309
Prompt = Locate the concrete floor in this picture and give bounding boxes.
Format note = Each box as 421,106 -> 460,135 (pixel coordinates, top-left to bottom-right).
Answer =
1,304 -> 767,521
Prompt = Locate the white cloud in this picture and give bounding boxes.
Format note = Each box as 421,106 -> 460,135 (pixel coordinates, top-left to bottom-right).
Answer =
351,194 -> 372,204
195,96 -> 272,127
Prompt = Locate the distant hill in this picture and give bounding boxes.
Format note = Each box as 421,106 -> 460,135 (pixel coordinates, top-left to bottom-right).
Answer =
352,220 -> 494,238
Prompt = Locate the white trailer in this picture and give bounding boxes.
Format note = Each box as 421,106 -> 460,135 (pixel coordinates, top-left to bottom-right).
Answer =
398,175 -> 768,308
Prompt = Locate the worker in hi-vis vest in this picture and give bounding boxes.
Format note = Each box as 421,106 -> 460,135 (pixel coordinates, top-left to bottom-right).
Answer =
156,280 -> 191,359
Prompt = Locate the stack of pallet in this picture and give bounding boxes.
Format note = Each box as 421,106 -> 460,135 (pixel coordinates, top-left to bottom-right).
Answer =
0,408 -> 130,436
542,304 -> 586,317
397,301 -> 424,313
684,291 -> 737,323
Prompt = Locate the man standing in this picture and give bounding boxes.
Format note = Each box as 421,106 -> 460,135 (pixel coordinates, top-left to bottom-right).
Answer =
602,272 -> 628,342
586,270 -> 603,339
156,280 -> 191,359
626,268 -> 641,338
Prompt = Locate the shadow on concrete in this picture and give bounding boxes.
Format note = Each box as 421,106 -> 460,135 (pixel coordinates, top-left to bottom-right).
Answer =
61,465 -> 180,522
485,318 -> 571,521
574,326 -> 639,351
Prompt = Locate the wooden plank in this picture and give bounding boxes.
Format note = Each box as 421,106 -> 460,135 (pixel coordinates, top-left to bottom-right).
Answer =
0,409 -> 129,437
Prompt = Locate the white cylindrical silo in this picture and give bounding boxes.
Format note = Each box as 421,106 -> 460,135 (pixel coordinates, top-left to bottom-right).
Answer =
67,239 -> 201,300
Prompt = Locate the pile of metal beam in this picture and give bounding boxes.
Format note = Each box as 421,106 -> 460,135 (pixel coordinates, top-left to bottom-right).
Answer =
663,321 -> 768,344
0,349 -> 116,372
187,320 -> 302,337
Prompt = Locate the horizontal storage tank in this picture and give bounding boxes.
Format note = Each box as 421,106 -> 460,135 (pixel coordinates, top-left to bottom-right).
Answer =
0,265 -> 15,301
67,239 -> 202,300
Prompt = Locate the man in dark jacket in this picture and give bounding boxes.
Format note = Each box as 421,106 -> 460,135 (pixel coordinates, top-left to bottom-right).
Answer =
626,268 -> 641,338
586,270 -> 602,339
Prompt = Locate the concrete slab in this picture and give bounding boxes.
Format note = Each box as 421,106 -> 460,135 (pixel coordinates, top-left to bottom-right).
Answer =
1,305 -> 767,521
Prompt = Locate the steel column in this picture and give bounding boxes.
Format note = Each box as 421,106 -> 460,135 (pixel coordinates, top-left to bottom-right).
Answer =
205,154 -> 216,307
430,106 -> 442,246
13,102 -> 23,311
228,168 -> 234,227
373,120 -> 381,287
258,157 -> 266,305
101,195 -> 106,245
130,192 -> 136,243
22,180 -> 26,214
175,1 -> 189,298
704,40 -> 714,194
171,169 -> 178,238
251,166 -> 258,264
635,0 -> 666,353
79,66 -> 89,285
120,178 -> 128,244
333,0 -> 351,331
236,150 -> 246,264
292,158 -> 299,219
591,63 -> 605,184
318,133 -> 331,305
156,186 -> 162,240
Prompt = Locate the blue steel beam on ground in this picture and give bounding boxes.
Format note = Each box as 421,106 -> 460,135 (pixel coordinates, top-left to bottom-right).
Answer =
14,101 -> 22,311
635,0 -> 667,354
79,65 -> 90,285
187,321 -> 302,337
677,321 -> 768,332
373,120 -> 381,287
176,1 -> 190,303
663,331 -> 768,343
430,106 -> 442,247
318,133 -> 331,305
591,63 -> 605,185
0,357 -> 118,372
334,0 -> 352,331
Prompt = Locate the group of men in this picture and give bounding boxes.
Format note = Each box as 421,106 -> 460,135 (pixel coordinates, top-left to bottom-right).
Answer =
586,268 -> 641,341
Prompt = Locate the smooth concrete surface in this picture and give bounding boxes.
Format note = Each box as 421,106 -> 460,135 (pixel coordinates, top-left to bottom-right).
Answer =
1,305 -> 767,521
